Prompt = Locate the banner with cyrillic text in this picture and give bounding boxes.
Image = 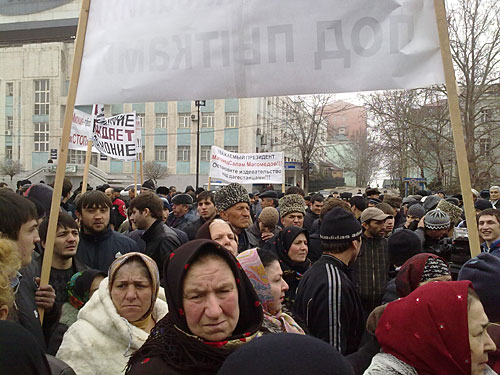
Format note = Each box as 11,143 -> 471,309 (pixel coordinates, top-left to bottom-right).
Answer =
92,112 -> 138,161
75,0 -> 444,104
69,109 -> 97,152
209,146 -> 284,184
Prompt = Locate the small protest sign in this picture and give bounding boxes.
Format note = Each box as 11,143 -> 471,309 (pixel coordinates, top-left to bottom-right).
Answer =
209,146 -> 284,184
92,112 -> 138,161
69,108 -> 95,151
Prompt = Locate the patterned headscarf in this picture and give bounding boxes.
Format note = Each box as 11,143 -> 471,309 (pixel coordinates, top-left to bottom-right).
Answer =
237,249 -> 304,335
108,252 -> 160,320
66,269 -> 106,310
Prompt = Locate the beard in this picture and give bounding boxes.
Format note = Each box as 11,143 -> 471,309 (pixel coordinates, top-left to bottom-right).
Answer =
81,222 -> 108,235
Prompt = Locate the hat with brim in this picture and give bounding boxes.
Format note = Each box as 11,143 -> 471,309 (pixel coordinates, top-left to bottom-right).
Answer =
361,207 -> 391,223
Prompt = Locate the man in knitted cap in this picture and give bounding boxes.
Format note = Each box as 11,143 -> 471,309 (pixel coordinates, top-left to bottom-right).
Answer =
214,183 -> 252,252
295,207 -> 365,356
415,209 -> 451,254
404,203 -> 425,230
279,194 -> 306,228
247,207 -> 280,248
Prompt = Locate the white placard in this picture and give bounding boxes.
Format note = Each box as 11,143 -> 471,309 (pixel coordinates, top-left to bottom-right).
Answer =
68,109 -> 95,151
209,146 -> 284,184
75,0 -> 444,104
92,112 -> 138,161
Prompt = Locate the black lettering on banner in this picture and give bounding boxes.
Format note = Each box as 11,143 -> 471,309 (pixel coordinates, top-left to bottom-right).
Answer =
172,35 -> 192,70
196,31 -> 219,68
150,37 -> 170,71
390,15 -> 414,54
351,17 -> 382,57
267,24 -> 294,63
237,27 -> 261,66
315,20 -> 350,69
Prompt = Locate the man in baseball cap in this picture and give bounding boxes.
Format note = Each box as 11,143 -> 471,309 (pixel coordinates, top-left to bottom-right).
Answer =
353,207 -> 392,314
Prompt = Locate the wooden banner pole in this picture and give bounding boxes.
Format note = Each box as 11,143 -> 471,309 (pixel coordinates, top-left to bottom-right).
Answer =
38,0 -> 92,322
134,161 -> 138,196
433,0 -> 481,257
81,140 -> 93,194
207,177 -> 211,191
139,152 -> 144,185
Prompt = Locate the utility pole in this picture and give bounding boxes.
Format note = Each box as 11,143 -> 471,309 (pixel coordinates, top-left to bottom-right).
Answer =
194,100 -> 206,189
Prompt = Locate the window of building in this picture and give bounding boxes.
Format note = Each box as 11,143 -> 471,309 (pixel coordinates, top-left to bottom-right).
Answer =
91,152 -> 98,166
480,109 -> 491,123
34,122 -> 49,152
479,138 -> 491,153
225,112 -> 239,128
67,150 -> 86,164
6,117 -> 13,132
155,146 -> 168,161
201,146 -> 211,161
5,146 -> 12,159
178,113 -> 190,128
202,113 -> 214,128
225,146 -> 239,153
136,113 -> 145,127
6,82 -> 14,97
177,146 -> 190,161
34,80 -> 50,115
155,113 -> 168,128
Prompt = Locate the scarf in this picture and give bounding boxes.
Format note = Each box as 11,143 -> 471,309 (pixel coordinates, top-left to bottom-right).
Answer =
377,281 -> 473,375
273,226 -> 311,275
108,252 -> 160,322
396,253 -> 449,297
127,239 -> 263,374
237,249 -> 304,334
67,269 -> 106,310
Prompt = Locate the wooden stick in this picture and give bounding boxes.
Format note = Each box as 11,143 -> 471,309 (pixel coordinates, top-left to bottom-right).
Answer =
134,161 -> 138,196
38,0 -> 91,323
139,152 -> 144,185
207,177 -> 211,191
81,140 -> 92,194
433,0 -> 481,257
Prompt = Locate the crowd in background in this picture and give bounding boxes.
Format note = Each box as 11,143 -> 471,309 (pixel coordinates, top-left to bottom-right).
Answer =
0,178 -> 500,374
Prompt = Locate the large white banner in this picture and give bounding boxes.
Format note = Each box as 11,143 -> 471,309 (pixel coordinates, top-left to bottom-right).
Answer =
75,0 -> 444,105
92,112 -> 138,161
209,146 -> 284,184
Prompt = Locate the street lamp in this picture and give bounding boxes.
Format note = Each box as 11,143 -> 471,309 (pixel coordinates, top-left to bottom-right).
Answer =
194,100 -> 206,190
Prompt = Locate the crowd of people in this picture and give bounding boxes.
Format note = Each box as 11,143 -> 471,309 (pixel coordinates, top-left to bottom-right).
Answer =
0,178 -> 499,374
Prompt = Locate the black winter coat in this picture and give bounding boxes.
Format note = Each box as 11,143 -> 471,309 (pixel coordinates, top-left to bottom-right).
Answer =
75,228 -> 137,272
295,254 -> 364,356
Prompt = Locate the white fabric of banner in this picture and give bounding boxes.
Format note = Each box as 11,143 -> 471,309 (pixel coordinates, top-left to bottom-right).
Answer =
209,146 -> 284,184
75,0 -> 444,104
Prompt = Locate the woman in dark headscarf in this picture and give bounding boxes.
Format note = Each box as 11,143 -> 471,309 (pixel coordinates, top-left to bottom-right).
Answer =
0,320 -> 51,375
126,239 -> 263,375
266,226 -> 311,310
395,253 -> 452,298
365,281 -> 497,375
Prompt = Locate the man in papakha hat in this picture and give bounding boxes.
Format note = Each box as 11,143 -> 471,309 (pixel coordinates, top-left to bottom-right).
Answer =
295,207 -> 365,357
214,183 -> 252,253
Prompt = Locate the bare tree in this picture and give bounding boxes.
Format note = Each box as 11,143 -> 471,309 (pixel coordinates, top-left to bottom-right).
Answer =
329,128 -> 379,187
143,161 -> 168,184
0,159 -> 21,181
273,95 -> 342,193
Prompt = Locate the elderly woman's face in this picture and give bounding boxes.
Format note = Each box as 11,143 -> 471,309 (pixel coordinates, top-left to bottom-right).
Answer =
183,257 -> 239,341
468,298 -> 496,375
110,262 -> 153,322
210,221 -> 238,257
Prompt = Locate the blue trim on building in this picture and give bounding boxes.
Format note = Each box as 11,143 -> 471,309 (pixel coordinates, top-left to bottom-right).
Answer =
177,101 -> 191,113
75,105 -> 92,114
177,128 -> 191,146
154,128 -> 168,145
110,160 -> 123,173
224,99 -> 239,112
5,136 -> 12,146
201,100 -> 214,112
32,114 -> 49,123
157,161 -> 168,167
176,161 -> 190,174
5,106 -> 13,116
200,128 -> 214,145
132,103 -> 146,113
200,161 -> 210,174
224,128 -> 239,146
155,102 -> 169,113
5,96 -> 13,106
111,104 -> 124,115
32,152 -> 48,169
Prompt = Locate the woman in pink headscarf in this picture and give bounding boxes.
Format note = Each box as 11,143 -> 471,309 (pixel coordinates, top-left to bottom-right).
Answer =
237,248 -> 304,334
